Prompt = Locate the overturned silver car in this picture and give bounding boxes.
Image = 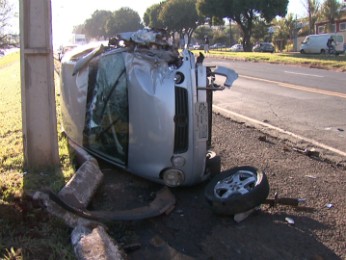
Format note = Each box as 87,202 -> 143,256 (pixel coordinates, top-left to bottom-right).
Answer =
60,29 -> 237,187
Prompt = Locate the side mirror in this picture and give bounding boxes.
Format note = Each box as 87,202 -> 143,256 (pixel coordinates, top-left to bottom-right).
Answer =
213,66 -> 238,88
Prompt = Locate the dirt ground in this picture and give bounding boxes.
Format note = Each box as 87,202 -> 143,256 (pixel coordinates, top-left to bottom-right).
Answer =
91,113 -> 346,260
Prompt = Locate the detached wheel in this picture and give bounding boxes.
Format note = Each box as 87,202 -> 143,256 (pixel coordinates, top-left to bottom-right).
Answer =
205,166 -> 269,215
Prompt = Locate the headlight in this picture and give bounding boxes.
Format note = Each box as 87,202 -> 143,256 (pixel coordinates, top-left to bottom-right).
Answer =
174,72 -> 185,84
162,168 -> 185,187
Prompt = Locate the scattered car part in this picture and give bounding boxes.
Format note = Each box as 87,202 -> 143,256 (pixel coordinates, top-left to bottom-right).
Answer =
264,192 -> 305,207
325,203 -> 333,209
233,207 -> 259,223
285,217 -> 295,225
34,186 -> 175,222
204,166 -> 270,215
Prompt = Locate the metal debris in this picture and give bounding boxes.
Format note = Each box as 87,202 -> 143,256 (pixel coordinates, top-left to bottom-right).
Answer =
293,147 -> 320,158
325,203 -> 333,209
234,207 -> 258,223
258,135 -> 267,142
285,217 -> 295,225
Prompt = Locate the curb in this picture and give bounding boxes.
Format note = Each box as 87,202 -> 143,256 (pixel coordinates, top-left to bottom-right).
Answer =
213,105 -> 346,166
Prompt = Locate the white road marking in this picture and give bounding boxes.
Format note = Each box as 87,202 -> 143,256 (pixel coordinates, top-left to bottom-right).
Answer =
284,71 -> 324,78
240,75 -> 346,99
213,105 -> 346,158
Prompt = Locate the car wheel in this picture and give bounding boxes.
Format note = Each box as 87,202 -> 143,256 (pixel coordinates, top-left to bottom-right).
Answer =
320,49 -> 326,54
205,166 -> 269,215
300,49 -> 305,54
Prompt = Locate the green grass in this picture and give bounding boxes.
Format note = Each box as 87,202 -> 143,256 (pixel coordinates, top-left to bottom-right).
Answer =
195,50 -> 346,71
0,52 -> 75,259
209,51 -> 346,72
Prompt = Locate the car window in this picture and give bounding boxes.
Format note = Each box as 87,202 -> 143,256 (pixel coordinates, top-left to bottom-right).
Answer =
302,37 -> 309,44
335,35 -> 343,43
83,52 -> 129,165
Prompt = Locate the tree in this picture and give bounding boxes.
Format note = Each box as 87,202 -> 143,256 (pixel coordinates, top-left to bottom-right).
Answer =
272,14 -> 296,51
196,0 -> 289,51
143,3 -> 165,28
105,7 -> 143,37
84,10 -> 112,40
251,18 -> 270,42
144,0 -> 204,45
0,0 -> 16,48
321,0 -> 341,32
157,0 -> 204,42
72,24 -> 86,35
303,0 -> 320,34
193,25 -> 213,44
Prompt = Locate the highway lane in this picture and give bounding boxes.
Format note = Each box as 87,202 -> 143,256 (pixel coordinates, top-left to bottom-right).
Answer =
205,58 -> 346,156
206,59 -> 346,93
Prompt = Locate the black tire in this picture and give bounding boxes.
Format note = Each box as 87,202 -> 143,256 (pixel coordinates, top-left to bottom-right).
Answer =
205,166 -> 270,215
320,49 -> 326,54
300,49 -> 305,54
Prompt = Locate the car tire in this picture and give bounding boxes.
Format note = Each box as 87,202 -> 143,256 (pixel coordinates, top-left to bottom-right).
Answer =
300,50 -> 305,54
205,166 -> 269,215
320,49 -> 326,54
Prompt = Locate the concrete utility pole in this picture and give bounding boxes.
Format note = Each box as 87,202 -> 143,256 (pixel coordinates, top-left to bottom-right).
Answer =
20,0 -> 59,170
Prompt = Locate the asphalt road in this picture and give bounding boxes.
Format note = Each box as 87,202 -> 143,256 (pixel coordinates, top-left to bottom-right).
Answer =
205,58 -> 346,158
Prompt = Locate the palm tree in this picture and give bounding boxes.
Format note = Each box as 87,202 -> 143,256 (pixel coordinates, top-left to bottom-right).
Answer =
303,0 -> 320,34
321,0 -> 341,32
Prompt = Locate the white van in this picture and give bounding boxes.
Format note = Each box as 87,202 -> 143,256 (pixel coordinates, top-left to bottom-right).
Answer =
300,33 -> 344,54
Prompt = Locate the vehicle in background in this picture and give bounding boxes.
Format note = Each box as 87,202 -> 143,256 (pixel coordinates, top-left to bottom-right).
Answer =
229,44 -> 244,52
210,43 -> 226,49
252,42 -> 275,53
71,34 -> 87,45
300,33 -> 344,55
192,43 -> 203,50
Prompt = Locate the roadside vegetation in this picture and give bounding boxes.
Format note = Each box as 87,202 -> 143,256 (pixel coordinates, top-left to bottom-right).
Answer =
0,52 -> 75,259
205,50 -> 346,72
0,48 -> 344,258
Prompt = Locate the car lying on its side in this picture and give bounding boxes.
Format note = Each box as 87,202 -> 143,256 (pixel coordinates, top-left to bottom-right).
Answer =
60,29 -> 238,187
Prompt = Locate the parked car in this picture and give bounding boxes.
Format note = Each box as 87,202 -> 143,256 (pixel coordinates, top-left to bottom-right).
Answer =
229,44 -> 244,52
60,29 -> 238,187
252,42 -> 275,53
192,43 -> 203,50
210,43 -> 226,49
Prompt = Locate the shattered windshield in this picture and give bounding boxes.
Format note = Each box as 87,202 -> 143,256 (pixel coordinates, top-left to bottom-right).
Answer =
83,52 -> 129,165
